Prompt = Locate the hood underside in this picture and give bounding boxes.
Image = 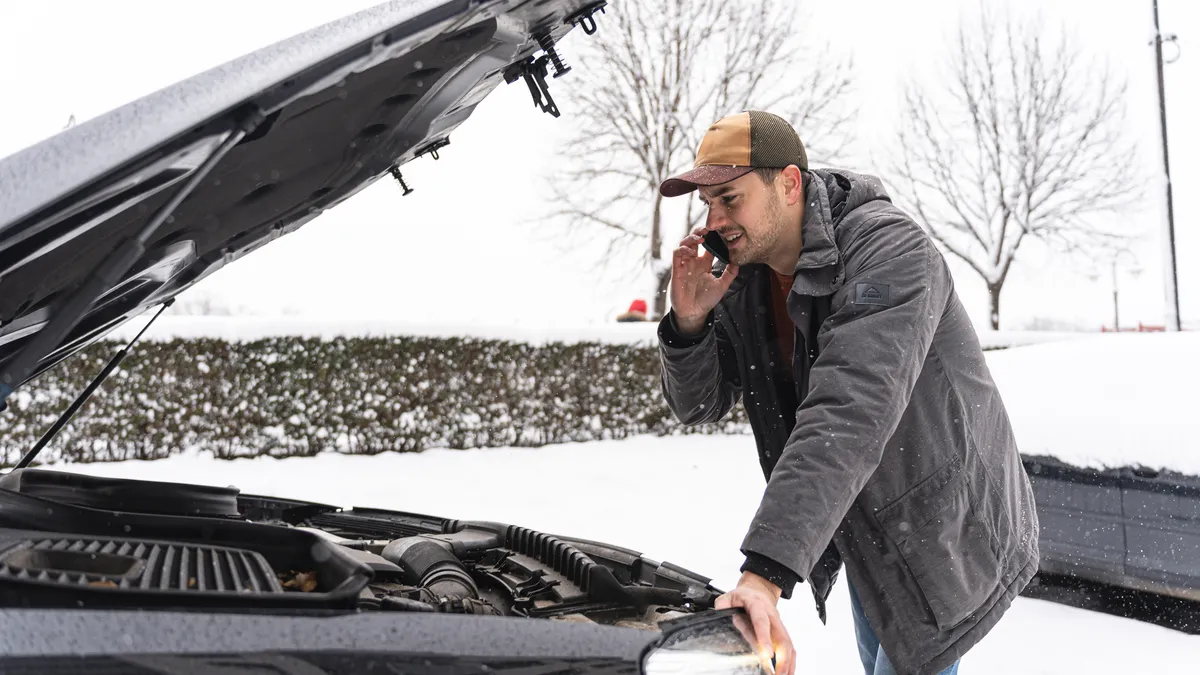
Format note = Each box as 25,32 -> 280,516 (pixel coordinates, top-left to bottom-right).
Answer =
0,0 -> 600,395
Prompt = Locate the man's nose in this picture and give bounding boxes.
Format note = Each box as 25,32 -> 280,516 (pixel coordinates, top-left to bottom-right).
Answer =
706,206 -> 728,230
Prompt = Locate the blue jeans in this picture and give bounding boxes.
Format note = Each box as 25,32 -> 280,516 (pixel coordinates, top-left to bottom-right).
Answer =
847,580 -> 960,675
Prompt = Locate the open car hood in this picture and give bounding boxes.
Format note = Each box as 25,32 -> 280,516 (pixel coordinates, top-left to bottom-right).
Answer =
0,0 -> 602,397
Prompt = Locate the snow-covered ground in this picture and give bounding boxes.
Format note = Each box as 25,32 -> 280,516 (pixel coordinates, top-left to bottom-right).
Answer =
987,332 -> 1199,474
54,436 -> 1198,674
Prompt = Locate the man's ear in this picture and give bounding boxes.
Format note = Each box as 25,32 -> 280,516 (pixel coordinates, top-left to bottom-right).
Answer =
781,165 -> 804,206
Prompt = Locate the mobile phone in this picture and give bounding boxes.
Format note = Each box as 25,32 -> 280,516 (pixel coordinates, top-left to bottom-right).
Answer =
702,230 -> 730,265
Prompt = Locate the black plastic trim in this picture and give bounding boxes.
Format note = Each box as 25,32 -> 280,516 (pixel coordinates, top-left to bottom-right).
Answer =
0,469 -> 240,517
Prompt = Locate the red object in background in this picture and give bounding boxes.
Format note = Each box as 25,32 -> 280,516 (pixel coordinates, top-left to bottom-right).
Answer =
617,299 -> 650,322
1101,323 -> 1167,333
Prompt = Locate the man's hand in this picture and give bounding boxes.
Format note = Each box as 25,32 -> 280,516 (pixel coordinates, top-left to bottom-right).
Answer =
716,571 -> 795,675
669,226 -> 740,335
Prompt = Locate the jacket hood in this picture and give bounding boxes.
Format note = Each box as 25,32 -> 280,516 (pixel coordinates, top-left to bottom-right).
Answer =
818,168 -> 892,220
794,168 -> 892,270
0,0 -> 605,398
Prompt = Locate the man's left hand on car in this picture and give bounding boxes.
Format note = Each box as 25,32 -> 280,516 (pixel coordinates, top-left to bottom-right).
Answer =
716,571 -> 795,675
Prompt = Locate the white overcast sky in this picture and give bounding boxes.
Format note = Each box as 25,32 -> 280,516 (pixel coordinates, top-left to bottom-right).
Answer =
0,0 -> 1195,330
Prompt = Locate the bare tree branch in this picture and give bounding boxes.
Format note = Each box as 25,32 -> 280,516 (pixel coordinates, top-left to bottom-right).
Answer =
545,0 -> 857,318
888,9 -> 1140,329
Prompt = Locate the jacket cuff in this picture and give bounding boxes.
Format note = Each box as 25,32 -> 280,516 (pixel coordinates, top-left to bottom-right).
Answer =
657,310 -> 714,349
740,552 -> 800,600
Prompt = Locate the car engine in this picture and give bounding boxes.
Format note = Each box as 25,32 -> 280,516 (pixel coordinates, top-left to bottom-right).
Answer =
0,468 -> 719,629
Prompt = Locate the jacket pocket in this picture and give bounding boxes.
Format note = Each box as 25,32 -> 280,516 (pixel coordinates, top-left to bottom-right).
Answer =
876,458 -> 1002,631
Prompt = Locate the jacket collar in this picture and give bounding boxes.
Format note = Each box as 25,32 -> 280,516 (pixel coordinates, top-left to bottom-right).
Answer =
789,170 -> 844,297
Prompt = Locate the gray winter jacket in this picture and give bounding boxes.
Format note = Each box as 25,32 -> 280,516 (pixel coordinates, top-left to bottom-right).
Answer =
658,169 -> 1039,675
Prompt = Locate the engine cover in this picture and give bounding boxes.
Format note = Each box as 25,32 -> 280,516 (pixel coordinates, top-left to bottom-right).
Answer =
0,476 -> 372,610
0,535 -> 281,593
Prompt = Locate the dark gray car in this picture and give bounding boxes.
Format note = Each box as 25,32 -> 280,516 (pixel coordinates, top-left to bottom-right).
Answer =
0,1 -> 770,672
1025,454 -> 1200,603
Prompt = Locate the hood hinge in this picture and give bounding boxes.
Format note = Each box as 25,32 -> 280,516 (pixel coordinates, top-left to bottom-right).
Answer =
504,54 -> 561,118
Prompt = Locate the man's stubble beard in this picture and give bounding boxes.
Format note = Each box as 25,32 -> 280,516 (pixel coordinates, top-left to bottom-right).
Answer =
729,190 -> 787,267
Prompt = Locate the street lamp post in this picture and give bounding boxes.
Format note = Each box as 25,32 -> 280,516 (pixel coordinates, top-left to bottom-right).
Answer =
1112,259 -> 1120,331
1107,251 -> 1143,332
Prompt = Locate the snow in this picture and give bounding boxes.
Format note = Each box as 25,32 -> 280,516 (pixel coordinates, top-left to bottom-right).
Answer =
104,314 -> 1085,350
974,330 -> 1088,350
986,332 -> 1200,474
105,315 -> 664,346
51,435 -> 1198,673
96,315 -> 1199,474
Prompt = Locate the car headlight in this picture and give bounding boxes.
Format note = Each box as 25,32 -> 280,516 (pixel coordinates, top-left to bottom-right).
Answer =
641,609 -> 774,675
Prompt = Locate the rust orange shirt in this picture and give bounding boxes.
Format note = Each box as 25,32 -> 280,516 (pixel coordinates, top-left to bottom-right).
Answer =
769,270 -> 795,368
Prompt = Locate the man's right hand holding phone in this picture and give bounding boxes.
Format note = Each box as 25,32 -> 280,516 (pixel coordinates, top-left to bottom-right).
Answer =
669,226 -> 740,336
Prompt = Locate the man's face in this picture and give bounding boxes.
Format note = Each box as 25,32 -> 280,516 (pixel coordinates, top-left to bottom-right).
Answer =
698,172 -> 790,266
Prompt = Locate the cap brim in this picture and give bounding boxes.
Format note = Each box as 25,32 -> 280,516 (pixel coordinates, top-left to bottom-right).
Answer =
659,165 -> 755,198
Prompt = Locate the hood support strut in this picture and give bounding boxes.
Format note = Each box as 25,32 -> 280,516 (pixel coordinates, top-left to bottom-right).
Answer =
0,109 -> 264,414
13,299 -> 174,470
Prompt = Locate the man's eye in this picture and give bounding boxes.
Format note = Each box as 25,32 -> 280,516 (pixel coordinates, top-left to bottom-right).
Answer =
722,196 -> 737,206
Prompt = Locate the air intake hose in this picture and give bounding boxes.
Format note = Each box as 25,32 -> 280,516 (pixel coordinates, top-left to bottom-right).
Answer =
381,537 -> 478,601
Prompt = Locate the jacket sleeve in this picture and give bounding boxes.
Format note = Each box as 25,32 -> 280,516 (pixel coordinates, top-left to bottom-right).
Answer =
741,551 -> 801,599
657,309 -> 743,425
740,212 -> 951,581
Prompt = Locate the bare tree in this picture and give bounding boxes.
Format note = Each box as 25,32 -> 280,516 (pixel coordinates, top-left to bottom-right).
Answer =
890,12 -> 1138,330
549,0 -> 855,318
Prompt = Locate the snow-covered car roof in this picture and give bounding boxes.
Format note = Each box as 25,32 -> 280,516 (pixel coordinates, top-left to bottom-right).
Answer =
986,332 -> 1198,474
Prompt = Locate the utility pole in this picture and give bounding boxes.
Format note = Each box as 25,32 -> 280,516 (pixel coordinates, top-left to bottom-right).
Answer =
1152,0 -> 1181,331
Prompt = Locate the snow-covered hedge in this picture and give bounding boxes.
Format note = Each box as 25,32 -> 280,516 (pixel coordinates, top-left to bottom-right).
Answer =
0,336 -> 749,467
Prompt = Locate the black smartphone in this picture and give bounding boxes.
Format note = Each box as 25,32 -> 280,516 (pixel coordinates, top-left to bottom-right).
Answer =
702,230 -> 730,265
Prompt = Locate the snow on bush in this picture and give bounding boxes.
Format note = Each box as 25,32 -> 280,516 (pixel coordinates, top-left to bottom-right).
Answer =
0,336 -> 749,467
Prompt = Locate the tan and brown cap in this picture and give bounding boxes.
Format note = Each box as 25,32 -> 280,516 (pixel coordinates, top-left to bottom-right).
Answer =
659,110 -> 808,198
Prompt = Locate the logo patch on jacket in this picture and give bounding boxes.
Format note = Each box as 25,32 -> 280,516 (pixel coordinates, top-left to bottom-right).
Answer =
854,282 -> 892,307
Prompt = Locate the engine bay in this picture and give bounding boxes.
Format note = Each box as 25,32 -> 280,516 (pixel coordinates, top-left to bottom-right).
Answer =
0,469 -> 718,629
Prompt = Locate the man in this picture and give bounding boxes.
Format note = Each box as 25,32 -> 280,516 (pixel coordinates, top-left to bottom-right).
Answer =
657,111 -> 1039,675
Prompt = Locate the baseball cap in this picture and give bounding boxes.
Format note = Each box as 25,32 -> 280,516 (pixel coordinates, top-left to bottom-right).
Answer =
659,110 -> 808,198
